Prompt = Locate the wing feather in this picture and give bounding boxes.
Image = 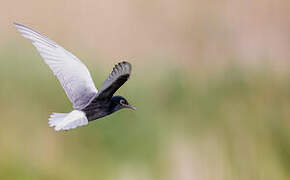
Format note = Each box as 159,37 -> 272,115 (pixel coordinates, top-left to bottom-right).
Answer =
96,61 -> 131,100
14,22 -> 98,109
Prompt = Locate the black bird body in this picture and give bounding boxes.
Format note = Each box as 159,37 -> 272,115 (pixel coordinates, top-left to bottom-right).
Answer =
83,99 -> 111,121
14,22 -> 135,131
83,96 -> 131,121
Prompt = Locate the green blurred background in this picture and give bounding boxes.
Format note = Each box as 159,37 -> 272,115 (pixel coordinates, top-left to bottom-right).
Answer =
1,0 -> 290,179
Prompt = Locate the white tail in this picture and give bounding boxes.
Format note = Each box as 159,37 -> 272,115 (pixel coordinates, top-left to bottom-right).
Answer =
49,110 -> 88,131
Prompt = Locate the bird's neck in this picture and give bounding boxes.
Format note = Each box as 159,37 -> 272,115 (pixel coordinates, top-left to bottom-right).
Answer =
109,100 -> 121,113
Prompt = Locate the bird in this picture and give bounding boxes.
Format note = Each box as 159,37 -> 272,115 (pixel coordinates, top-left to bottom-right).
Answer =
14,22 -> 136,131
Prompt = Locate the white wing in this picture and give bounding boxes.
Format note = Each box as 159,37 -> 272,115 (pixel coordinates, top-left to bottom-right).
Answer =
14,22 -> 98,109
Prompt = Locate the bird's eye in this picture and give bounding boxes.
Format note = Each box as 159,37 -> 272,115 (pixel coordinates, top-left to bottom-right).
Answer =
120,99 -> 125,105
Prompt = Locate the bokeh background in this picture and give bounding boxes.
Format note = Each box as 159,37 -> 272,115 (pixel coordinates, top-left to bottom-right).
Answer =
1,0 -> 290,179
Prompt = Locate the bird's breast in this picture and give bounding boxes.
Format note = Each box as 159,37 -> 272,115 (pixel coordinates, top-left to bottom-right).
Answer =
82,101 -> 111,121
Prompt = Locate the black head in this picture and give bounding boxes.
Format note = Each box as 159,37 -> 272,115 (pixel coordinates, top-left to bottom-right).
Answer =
111,96 -> 136,113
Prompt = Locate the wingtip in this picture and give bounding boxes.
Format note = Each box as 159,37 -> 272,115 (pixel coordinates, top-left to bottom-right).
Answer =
119,61 -> 132,71
13,22 -> 32,30
120,61 -> 131,65
13,22 -> 25,31
13,21 -> 22,27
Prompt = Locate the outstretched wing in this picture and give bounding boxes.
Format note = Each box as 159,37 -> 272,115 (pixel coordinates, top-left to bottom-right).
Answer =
14,22 -> 98,110
96,61 -> 131,100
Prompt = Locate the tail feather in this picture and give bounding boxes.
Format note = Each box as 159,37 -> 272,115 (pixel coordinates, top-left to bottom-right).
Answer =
49,113 -> 67,127
48,110 -> 88,131
50,113 -> 67,118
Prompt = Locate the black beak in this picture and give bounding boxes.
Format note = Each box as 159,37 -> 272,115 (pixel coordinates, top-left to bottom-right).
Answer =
123,104 -> 136,110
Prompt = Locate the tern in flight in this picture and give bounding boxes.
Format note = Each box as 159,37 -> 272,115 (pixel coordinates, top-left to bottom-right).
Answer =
14,22 -> 136,131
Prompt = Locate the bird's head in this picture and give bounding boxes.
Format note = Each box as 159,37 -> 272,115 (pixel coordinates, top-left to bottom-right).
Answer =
111,96 -> 136,112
